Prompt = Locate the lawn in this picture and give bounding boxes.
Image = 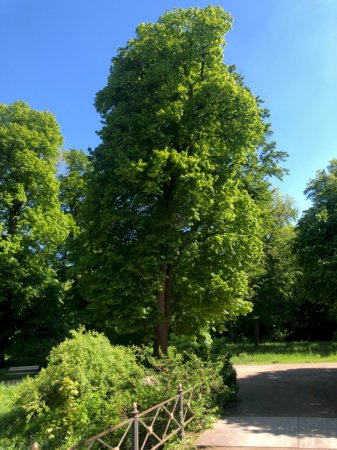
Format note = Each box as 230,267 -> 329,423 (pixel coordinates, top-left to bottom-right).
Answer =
225,341 -> 337,364
0,380 -> 25,450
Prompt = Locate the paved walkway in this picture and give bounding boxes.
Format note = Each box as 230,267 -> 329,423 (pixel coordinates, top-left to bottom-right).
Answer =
195,363 -> 337,449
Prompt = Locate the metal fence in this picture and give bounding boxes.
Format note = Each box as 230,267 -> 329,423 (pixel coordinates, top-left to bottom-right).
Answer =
68,384 -> 195,450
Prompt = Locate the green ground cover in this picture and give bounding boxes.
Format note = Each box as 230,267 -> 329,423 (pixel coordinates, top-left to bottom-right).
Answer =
226,341 -> 337,364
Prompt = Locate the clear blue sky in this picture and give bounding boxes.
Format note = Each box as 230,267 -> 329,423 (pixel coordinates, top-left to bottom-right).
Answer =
1,0 -> 336,215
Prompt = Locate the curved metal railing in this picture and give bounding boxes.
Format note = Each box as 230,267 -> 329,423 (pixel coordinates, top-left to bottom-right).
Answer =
68,384 -> 196,450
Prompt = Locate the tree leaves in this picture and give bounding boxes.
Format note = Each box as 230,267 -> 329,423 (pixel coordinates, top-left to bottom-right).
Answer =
0,101 -> 69,362
296,160 -> 337,315
81,6 -> 285,346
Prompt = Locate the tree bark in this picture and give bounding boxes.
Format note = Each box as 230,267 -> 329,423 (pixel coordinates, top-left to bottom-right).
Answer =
154,265 -> 172,357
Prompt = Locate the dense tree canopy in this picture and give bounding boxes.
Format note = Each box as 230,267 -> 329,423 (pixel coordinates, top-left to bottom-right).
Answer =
249,191 -> 299,340
57,148 -> 91,326
0,101 -> 69,362
295,160 -> 337,338
81,6 -> 286,353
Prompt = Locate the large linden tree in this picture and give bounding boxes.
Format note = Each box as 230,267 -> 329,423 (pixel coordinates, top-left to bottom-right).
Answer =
83,6 -> 285,354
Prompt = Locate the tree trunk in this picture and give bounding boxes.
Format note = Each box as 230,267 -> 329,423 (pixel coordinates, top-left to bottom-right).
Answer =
154,176 -> 175,357
154,265 -> 171,357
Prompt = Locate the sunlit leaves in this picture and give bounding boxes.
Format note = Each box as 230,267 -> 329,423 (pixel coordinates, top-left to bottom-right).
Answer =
296,160 -> 337,317
0,101 -> 69,361
83,6 -> 284,344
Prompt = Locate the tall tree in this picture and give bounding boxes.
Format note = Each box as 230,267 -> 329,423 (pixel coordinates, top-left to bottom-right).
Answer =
295,160 -> 337,338
82,6 -> 286,354
0,101 -> 69,363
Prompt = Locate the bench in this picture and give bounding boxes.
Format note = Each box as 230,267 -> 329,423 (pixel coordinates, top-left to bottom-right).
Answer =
5,365 -> 40,383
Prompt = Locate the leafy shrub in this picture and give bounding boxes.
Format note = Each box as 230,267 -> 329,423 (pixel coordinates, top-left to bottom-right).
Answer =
135,349 -> 238,427
166,333 -> 239,408
169,331 -> 214,360
11,329 -> 145,449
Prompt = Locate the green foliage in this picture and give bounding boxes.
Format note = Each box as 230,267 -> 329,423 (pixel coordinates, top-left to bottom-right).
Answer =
244,191 -> 300,340
58,149 -> 90,220
3,329 -> 144,448
168,334 -> 238,403
169,330 -> 214,360
165,436 -> 199,450
0,330 -> 238,449
295,160 -> 337,338
137,349 -> 237,417
81,6 -> 286,349
0,367 -> 26,446
0,101 -> 70,363
57,149 -> 91,327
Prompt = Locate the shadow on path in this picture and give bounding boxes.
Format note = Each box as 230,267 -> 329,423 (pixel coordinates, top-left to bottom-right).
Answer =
196,364 -> 337,447
226,366 -> 337,418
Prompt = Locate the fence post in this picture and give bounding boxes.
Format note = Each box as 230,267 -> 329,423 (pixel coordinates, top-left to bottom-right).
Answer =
131,402 -> 139,450
178,384 -> 185,440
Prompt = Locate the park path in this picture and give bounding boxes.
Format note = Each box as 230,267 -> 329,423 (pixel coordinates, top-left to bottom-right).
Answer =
195,363 -> 337,449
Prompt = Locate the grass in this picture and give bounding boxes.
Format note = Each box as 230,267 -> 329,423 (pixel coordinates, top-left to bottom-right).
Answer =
0,381 -> 25,450
225,341 -> 337,364
0,381 -> 21,415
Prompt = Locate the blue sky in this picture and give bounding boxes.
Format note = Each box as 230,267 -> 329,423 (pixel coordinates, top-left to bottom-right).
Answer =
1,0 -> 336,215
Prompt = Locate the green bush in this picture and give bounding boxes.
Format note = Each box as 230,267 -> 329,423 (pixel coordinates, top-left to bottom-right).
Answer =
0,330 -> 238,449
169,331 -> 214,360
165,333 -> 238,409
170,333 -> 235,363
136,349 -> 238,426
7,329 -> 145,449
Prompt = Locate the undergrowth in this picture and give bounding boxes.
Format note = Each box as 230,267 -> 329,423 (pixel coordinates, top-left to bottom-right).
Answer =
0,329 -> 237,449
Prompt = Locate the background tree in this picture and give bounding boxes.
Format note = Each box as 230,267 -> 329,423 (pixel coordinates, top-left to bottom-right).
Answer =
57,148 -> 90,327
0,101 -> 69,363
81,6 -> 286,354
233,190 -> 299,342
294,160 -> 337,339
